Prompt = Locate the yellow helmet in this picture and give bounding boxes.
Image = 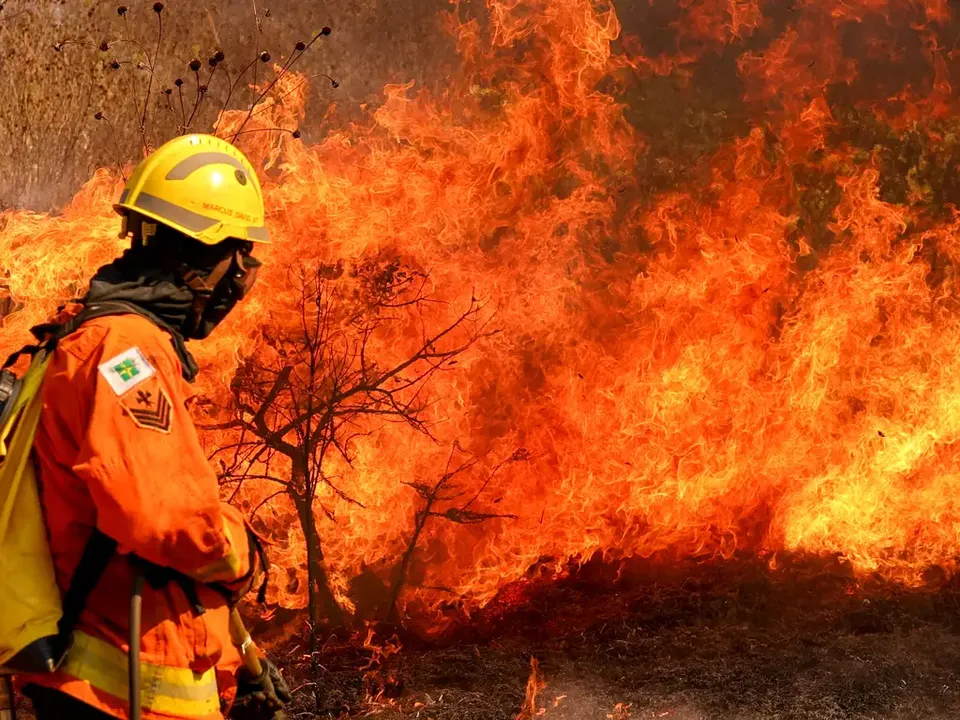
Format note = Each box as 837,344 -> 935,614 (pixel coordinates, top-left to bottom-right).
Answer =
114,134 -> 269,245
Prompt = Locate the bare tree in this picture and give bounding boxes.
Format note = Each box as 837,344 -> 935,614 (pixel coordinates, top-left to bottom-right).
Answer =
206,256 -> 496,632
387,441 -> 526,623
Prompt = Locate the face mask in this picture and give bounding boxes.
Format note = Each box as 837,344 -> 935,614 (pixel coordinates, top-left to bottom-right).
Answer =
179,248 -> 261,340
231,253 -> 261,301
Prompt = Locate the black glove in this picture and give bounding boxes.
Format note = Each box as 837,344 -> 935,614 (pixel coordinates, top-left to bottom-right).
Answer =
230,658 -> 292,720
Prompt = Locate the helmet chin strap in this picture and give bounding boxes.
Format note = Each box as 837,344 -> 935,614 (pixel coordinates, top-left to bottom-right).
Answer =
176,252 -> 237,335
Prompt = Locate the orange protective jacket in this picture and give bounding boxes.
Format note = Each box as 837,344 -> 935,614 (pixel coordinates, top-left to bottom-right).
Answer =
20,311 -> 254,719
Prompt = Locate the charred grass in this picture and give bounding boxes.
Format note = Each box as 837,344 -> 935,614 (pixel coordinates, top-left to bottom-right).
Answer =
273,553 -> 960,719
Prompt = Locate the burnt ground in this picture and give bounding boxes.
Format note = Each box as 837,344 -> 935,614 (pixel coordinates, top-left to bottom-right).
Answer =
11,553 -> 960,719
268,553 -> 960,720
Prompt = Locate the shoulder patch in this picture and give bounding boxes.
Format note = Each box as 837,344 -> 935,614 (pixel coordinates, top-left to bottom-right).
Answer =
98,347 -> 156,396
121,384 -> 173,434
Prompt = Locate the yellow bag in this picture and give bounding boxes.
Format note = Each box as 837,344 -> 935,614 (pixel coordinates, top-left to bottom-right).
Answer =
0,352 -> 62,672
0,301 -> 173,675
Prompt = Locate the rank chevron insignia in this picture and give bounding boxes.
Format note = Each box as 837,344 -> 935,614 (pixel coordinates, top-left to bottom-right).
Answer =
127,386 -> 172,433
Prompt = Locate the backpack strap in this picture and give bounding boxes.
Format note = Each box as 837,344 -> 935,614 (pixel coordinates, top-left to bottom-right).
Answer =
54,529 -> 119,664
6,300 -> 198,382
4,301 -> 153,369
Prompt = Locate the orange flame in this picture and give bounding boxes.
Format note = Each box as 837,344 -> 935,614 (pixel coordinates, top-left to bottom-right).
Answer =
360,628 -> 402,704
516,657 -> 546,720
3,0 -> 960,629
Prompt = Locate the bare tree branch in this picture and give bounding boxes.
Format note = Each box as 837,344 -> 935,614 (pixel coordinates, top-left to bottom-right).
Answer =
216,255 -> 495,629
250,489 -> 286,522
387,442 -> 524,621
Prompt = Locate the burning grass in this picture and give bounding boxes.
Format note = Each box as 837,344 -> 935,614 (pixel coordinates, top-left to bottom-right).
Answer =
258,552 -> 960,718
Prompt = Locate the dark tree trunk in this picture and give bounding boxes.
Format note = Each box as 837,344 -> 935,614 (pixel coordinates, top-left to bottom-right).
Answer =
387,507 -> 430,624
292,491 -> 345,629
292,488 -> 345,713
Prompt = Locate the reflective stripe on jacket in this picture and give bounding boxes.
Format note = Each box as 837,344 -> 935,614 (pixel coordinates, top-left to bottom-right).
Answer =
61,632 -> 220,717
21,311 -> 253,719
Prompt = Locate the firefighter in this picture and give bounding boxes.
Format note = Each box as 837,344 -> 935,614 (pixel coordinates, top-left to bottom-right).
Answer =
18,135 -> 291,720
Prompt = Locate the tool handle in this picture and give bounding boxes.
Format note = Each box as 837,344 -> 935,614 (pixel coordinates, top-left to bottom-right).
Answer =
130,573 -> 144,720
0,675 -> 16,720
229,608 -> 264,679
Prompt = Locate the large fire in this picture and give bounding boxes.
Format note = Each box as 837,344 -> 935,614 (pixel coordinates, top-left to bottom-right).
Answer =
3,0 -> 960,631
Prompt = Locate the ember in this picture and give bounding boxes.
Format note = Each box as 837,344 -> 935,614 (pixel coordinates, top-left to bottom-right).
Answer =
4,0 -> 960,641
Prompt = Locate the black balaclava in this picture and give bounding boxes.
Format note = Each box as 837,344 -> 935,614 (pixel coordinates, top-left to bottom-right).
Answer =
83,217 -> 261,380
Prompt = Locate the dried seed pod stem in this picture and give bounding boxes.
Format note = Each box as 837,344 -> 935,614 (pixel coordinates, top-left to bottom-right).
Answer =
139,6 -> 163,139
229,126 -> 301,139
54,38 -> 98,52
246,72 -> 339,123
230,27 -> 333,143
209,65 -> 233,136
177,80 -> 187,131
92,112 -> 127,180
161,88 -> 181,133
106,60 -> 149,154
125,68 -> 149,155
214,55 -> 261,136
207,60 -> 223,86
249,0 -> 263,99
110,58 -> 153,154
99,37 -> 152,57
185,68 -> 205,130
